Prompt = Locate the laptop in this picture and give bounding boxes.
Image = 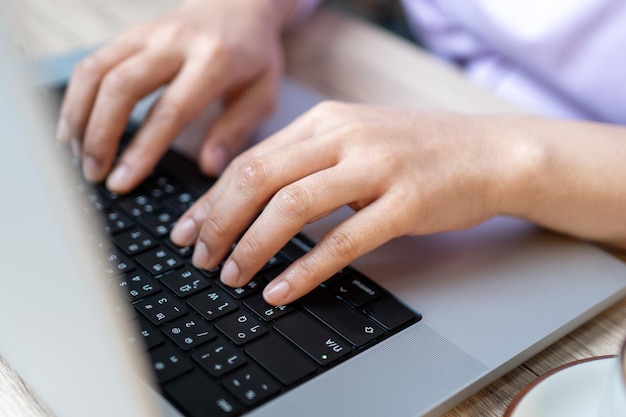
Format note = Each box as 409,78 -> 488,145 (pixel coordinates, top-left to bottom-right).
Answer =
2,27 -> 626,417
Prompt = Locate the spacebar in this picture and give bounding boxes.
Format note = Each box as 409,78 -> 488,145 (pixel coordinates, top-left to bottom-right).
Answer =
273,312 -> 351,366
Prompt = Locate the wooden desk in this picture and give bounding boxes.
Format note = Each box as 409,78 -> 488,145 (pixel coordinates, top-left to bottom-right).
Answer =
4,1 -> 626,416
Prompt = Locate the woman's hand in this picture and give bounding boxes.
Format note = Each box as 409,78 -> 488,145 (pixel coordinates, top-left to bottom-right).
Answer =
56,0 -> 298,194
171,102 -> 534,305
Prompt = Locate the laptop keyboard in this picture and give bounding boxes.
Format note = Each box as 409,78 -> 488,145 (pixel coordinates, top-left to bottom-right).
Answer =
73,126 -> 421,417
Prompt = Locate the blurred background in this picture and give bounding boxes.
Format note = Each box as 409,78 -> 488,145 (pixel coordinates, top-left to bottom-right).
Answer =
327,0 -> 417,43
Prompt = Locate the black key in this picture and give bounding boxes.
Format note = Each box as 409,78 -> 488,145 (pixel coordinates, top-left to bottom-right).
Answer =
140,210 -> 176,238
301,289 -> 384,348
222,364 -> 280,407
163,316 -> 217,350
327,269 -> 383,307
160,267 -> 211,297
135,294 -> 188,325
217,277 -> 262,299
137,318 -> 164,350
363,295 -> 420,331
187,289 -> 238,320
100,250 -> 135,276
274,312 -> 350,366
164,371 -> 242,417
246,336 -> 316,385
118,272 -> 161,301
165,239 -> 193,257
244,294 -> 295,322
103,209 -> 133,234
119,194 -> 161,218
163,190 -> 196,216
149,344 -> 193,384
192,339 -> 248,377
113,227 -> 158,255
215,312 -> 268,346
143,175 -> 180,200
136,247 -> 183,276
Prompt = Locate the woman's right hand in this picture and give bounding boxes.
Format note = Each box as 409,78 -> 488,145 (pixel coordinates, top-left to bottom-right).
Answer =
57,0 -> 299,194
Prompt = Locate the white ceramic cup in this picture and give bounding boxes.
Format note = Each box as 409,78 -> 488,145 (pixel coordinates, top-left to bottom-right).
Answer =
598,337 -> 626,417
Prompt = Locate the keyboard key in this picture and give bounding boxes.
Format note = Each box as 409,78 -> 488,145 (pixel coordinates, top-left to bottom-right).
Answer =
135,294 -> 188,325
187,289 -> 238,320
160,267 -> 211,297
163,316 -> 217,350
274,312 -> 350,366
118,272 -> 161,301
327,269 -> 383,307
113,227 -> 158,255
140,210 -> 176,237
136,247 -> 183,276
245,335 -> 316,385
118,194 -> 161,218
222,364 -> 280,407
136,318 -> 164,350
301,288 -> 384,348
103,209 -> 133,234
192,338 -> 248,377
244,294 -> 295,322
216,277 -> 262,299
164,371 -> 242,417
100,250 -> 135,275
215,312 -> 268,346
149,344 -> 193,384
363,295 -> 420,330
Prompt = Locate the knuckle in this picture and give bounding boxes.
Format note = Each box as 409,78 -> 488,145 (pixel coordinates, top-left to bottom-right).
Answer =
234,157 -> 269,191
274,184 -> 313,219
292,257 -> 322,287
234,234 -> 265,269
74,54 -> 104,80
201,211 -> 228,240
153,96 -> 184,126
324,230 -> 360,264
101,68 -> 134,96
310,100 -> 343,119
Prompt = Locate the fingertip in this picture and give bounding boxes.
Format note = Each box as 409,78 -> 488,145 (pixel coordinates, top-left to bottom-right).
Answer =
106,163 -> 131,192
82,155 -> 103,183
56,118 -> 72,143
199,142 -> 229,177
171,217 -> 198,247
263,279 -> 291,306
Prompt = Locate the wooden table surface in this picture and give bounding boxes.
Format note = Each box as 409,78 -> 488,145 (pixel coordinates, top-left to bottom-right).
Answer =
4,1 -> 626,416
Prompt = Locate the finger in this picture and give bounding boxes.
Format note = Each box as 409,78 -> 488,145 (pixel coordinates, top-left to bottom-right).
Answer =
106,53 -> 237,193
188,132 -> 342,271
198,71 -> 280,177
56,36 -> 143,145
81,50 -> 183,183
263,197 -> 400,305
220,164 -> 379,288
170,111 -> 318,246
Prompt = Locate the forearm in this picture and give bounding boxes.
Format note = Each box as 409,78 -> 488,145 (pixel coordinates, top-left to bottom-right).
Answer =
496,115 -> 626,249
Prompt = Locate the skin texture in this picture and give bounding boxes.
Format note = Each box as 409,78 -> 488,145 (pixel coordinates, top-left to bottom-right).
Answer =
58,0 -> 626,306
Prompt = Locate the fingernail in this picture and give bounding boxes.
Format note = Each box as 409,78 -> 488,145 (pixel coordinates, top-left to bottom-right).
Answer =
106,163 -> 130,191
192,241 -> 211,269
220,259 -> 240,287
70,137 -> 82,158
82,155 -> 100,182
203,143 -> 229,175
171,218 -> 197,246
263,280 -> 290,305
56,119 -> 71,142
